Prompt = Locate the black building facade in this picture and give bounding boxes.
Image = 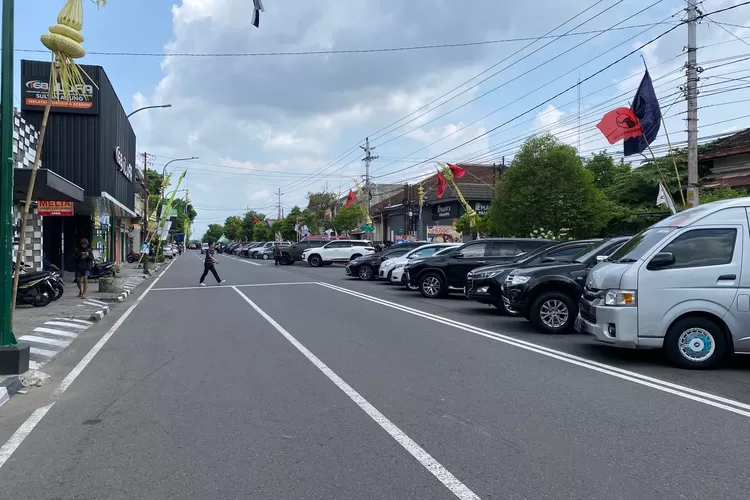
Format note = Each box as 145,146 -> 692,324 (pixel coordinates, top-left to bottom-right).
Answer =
21,60 -> 137,269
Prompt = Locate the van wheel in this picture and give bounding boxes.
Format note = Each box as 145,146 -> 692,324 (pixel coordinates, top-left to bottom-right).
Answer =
664,317 -> 728,370
419,273 -> 445,298
530,291 -> 576,334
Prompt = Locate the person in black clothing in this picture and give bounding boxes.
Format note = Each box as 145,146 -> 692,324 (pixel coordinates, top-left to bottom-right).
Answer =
73,238 -> 94,298
200,242 -> 225,286
273,243 -> 282,267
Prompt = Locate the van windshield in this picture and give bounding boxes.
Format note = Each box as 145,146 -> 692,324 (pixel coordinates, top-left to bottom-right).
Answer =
608,227 -> 677,262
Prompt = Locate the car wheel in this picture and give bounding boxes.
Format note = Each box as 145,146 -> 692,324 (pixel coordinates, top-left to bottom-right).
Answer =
386,270 -> 393,282
308,255 -> 322,267
496,294 -> 521,317
280,255 -> 292,265
262,254 -> 269,260
358,265 -> 374,281
419,273 -> 445,298
530,291 -> 576,334
664,317 -> 728,370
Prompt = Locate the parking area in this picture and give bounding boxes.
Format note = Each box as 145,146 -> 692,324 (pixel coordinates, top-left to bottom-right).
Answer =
265,260 -> 750,404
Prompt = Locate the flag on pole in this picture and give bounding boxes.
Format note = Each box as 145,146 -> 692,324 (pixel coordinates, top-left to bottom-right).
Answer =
252,0 -> 265,27
447,163 -> 466,179
436,171 -> 448,199
345,189 -> 356,207
656,181 -> 677,215
253,216 -> 259,224
624,70 -> 662,156
595,107 -> 642,144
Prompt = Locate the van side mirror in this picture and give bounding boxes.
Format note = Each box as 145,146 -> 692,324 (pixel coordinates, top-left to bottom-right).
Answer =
647,252 -> 675,270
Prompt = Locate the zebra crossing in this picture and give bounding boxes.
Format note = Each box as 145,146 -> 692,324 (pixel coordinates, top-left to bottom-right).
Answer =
17,318 -> 94,371
124,276 -> 142,294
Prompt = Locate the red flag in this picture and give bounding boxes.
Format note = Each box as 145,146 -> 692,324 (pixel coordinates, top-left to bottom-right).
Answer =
447,163 -> 466,179
253,216 -> 259,224
345,189 -> 356,207
596,107 -> 643,145
436,171 -> 448,199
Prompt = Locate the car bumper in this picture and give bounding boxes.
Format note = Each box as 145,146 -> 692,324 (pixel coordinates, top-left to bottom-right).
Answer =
501,283 -> 530,314
465,277 -> 498,303
577,304 -> 659,348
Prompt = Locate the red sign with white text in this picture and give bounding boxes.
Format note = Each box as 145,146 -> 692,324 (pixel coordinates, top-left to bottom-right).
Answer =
38,200 -> 74,216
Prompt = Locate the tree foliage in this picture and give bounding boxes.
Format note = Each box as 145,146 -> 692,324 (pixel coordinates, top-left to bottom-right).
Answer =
455,213 -> 489,236
223,216 -> 244,240
202,224 -> 225,243
331,204 -> 364,234
242,211 -> 265,240
488,135 -> 609,239
253,222 -> 272,241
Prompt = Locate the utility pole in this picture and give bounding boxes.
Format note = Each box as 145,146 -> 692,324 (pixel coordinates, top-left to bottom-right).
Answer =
142,152 -> 150,275
577,74 -> 581,154
360,137 -> 378,213
276,188 -> 282,220
686,0 -> 700,206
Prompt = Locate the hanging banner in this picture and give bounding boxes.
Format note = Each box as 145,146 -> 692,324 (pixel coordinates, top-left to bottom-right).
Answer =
37,200 -> 74,216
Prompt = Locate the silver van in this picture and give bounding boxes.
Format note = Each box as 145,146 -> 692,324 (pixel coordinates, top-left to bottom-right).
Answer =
577,197 -> 750,369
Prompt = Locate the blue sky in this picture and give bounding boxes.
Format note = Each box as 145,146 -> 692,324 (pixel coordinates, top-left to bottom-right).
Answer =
12,0 -> 750,238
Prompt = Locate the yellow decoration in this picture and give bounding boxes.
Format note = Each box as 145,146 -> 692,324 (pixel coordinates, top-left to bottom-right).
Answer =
417,183 -> 424,207
351,178 -> 372,226
437,162 -> 477,228
40,0 -> 103,102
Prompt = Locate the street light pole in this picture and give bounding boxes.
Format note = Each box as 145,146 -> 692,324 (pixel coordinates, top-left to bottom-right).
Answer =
0,0 -> 29,374
127,104 -> 171,119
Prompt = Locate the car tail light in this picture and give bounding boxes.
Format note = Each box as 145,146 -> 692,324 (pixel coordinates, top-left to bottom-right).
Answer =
365,247 -> 374,251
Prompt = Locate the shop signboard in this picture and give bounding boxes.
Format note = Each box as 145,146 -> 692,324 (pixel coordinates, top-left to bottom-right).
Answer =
433,202 -> 457,219
21,61 -> 99,115
427,225 -> 462,243
471,201 -> 491,216
114,146 -> 133,182
37,200 -> 74,216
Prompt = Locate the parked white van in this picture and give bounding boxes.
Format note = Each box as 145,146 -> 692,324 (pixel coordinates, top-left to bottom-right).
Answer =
578,197 -> 750,369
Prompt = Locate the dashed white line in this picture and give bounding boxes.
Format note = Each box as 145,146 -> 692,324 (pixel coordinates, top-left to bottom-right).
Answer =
233,286 -> 480,500
0,404 -> 54,469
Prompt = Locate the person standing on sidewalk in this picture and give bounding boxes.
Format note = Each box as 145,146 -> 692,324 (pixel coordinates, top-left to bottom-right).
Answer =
199,242 -> 225,286
273,243 -> 282,267
73,238 -> 94,298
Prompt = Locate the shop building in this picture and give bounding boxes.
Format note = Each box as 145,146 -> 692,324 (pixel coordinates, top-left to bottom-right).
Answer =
20,60 -> 136,270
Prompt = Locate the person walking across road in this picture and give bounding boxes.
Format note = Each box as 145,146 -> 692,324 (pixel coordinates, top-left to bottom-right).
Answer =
73,238 -> 94,298
273,242 -> 282,267
200,242 -> 225,286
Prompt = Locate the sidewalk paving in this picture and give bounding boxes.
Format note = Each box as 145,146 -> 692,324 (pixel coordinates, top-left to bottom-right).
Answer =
0,261 -> 164,406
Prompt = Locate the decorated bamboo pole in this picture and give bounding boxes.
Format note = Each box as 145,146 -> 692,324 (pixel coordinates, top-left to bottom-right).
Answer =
437,162 -> 477,229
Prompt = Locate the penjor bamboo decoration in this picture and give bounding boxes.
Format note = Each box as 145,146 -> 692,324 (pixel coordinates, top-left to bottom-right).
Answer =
351,178 -> 372,226
436,162 -> 477,228
12,0 -> 103,318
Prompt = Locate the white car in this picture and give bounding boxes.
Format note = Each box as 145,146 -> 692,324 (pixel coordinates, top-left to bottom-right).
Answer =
302,240 -> 375,267
379,243 -> 460,281
163,244 -> 175,259
390,245 -> 459,288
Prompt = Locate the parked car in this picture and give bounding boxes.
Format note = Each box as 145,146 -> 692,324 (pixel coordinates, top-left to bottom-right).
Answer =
380,243 -> 460,281
280,239 -> 329,265
579,198 -> 750,369
465,239 -> 601,315
405,238 -> 554,299
302,240 -> 375,267
201,242 -> 209,254
390,245 -> 459,288
248,242 -> 272,258
346,242 -> 427,280
502,237 -> 630,334
258,242 -> 291,260
163,244 -> 175,259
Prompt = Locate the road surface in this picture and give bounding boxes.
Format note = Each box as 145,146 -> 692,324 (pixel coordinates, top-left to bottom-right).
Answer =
1,250 -> 749,499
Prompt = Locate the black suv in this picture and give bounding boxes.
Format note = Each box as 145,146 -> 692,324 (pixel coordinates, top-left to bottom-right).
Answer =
405,238 -> 553,299
465,239 -> 601,314
345,242 -> 426,280
502,236 -> 630,334
279,239 -> 328,265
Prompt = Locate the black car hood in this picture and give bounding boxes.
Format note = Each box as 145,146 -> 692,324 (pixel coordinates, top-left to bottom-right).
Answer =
512,261 -> 586,277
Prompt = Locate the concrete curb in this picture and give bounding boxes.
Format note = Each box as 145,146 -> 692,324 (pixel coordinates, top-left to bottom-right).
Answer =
0,375 -> 22,409
89,305 -> 110,322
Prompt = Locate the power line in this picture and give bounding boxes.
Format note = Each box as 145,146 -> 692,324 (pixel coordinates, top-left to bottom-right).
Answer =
11,22 -> 679,59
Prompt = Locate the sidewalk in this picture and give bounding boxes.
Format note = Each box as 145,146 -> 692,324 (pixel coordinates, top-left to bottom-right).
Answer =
0,261 -> 164,406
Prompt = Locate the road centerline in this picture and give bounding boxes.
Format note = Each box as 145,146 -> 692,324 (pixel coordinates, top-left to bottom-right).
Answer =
232,286 -> 480,500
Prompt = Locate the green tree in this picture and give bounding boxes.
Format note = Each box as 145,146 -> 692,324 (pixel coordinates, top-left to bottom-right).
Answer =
488,134 -> 608,239
202,224 -> 225,243
300,208 -> 321,236
331,204 -> 364,234
307,191 -> 337,213
145,170 -> 164,215
253,222 -> 272,241
224,215 -> 244,240
241,211 -> 265,240
700,186 -> 748,204
456,213 -> 489,237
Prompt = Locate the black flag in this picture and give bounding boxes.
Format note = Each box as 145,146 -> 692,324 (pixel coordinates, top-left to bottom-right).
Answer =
624,70 -> 662,156
252,0 -> 265,28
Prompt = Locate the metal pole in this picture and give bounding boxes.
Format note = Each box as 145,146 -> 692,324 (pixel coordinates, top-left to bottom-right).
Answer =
0,0 -> 15,348
142,152 -> 149,274
127,104 -> 171,119
686,0 -> 700,206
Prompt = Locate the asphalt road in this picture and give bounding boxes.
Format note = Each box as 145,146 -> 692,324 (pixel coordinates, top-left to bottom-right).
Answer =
1,250 -> 750,499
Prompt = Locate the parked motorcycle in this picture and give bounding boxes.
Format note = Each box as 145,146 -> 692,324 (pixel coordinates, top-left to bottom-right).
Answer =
126,251 -> 139,263
12,267 -> 53,307
15,262 -> 64,301
90,259 -> 116,279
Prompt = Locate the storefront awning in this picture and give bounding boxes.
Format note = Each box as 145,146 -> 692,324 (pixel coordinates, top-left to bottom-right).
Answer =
13,168 -> 85,203
101,191 -> 137,218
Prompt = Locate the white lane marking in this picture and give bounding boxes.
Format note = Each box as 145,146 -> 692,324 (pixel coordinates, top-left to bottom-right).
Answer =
0,404 -> 54,469
32,328 -> 77,339
233,286 -> 479,500
83,301 -> 107,308
151,282 -> 318,291
317,282 -> 750,418
83,299 -> 108,306
18,335 -> 71,348
30,347 -> 59,358
54,318 -> 93,325
44,321 -> 88,329
0,257 -> 177,471
236,259 -> 262,266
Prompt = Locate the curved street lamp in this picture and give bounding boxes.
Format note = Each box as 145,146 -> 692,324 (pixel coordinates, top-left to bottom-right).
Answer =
127,104 -> 172,118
